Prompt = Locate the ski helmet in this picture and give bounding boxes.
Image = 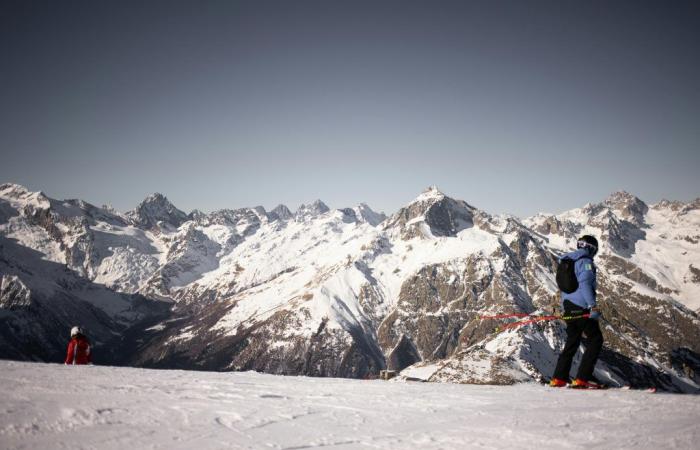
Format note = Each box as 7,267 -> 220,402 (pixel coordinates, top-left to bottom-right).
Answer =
70,326 -> 82,337
577,235 -> 599,257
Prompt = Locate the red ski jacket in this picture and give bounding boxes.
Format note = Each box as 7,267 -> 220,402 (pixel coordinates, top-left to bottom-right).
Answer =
64,335 -> 92,365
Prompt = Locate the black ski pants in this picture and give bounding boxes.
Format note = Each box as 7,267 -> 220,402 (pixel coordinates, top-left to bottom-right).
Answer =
552,300 -> 604,381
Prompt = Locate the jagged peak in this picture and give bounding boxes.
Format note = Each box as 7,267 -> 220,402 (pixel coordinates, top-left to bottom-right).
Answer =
270,204 -> 293,221
138,192 -> 170,206
252,206 -> 269,222
604,191 -> 646,209
309,199 -> 329,210
0,182 -> 31,194
295,200 -> 330,219
386,188 -> 476,238
188,209 -> 206,221
127,192 -> 187,229
0,182 -> 40,199
652,199 -> 683,210
403,186 -> 479,215
352,203 -> 386,226
411,185 -> 446,204
101,204 -> 118,214
353,202 -> 375,213
198,207 -> 266,227
601,191 -> 648,225
686,198 -> 700,210
654,197 -> 700,215
132,193 -> 185,213
335,203 -> 386,226
0,182 -> 50,208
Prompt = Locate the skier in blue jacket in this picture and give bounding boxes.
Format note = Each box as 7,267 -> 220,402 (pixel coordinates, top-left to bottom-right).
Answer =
550,235 -> 605,389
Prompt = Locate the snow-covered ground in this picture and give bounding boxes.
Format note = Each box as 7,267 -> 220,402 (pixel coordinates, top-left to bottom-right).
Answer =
1,361 -> 699,450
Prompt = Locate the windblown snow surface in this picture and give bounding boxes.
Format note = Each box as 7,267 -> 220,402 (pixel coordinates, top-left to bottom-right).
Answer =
1,361 -> 699,450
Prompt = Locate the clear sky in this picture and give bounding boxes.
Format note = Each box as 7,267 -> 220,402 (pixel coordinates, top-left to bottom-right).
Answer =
1,1 -> 698,217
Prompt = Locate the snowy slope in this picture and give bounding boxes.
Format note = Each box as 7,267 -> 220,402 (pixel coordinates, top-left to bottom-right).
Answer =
525,191 -> 700,311
630,201 -> 700,310
1,360 -> 699,450
0,183 -> 166,297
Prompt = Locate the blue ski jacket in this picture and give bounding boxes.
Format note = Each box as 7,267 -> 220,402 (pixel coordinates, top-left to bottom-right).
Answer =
559,248 -> 597,309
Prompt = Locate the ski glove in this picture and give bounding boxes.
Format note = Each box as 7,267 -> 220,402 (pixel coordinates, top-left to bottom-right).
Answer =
589,310 -> 601,320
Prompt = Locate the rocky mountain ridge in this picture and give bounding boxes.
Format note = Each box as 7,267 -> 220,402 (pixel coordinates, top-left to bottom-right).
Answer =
1,183 -> 698,392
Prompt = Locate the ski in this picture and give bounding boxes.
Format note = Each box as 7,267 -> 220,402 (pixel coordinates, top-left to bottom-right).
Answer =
546,383 -> 657,393
541,377 -> 657,392
621,385 -> 658,393
565,386 -> 657,393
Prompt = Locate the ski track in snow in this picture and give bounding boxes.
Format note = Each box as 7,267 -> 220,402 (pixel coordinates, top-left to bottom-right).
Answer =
1,361 -> 699,450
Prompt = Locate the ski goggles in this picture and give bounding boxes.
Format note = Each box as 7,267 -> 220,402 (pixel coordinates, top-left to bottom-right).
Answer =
577,240 -> 598,256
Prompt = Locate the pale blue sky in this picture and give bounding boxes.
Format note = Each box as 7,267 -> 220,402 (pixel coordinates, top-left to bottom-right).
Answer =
1,1 -> 698,216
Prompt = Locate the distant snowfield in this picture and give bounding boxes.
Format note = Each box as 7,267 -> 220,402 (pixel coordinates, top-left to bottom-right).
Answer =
1,362 -> 699,450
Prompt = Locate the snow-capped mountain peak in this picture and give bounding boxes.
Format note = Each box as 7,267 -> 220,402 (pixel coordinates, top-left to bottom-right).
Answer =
0,183 -> 50,210
353,203 -> 386,226
412,185 -> 446,204
295,200 -> 330,220
188,209 -> 206,221
252,206 -> 268,222
602,191 -> 648,225
127,193 -> 188,229
385,187 -> 476,238
270,204 -> 293,221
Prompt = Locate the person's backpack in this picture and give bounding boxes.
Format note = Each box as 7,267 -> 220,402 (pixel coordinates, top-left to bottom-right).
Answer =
556,257 -> 580,293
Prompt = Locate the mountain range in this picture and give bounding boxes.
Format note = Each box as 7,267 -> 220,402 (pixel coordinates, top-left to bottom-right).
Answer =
1,183 -> 698,392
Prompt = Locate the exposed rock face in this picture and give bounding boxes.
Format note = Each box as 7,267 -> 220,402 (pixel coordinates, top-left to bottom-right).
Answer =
688,265 -> 700,284
682,198 -> 700,213
0,275 -> 32,309
377,259 -> 491,364
387,334 -> 422,371
295,200 -> 330,221
528,214 -> 582,237
151,224 -> 221,292
603,191 -> 649,226
270,204 -> 293,221
127,193 -> 188,229
125,303 -> 384,379
353,203 -> 387,227
384,186 -> 475,239
1,183 -> 699,392
198,207 -> 264,230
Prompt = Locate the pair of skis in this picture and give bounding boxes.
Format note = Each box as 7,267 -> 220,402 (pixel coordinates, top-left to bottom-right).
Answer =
544,380 -> 657,393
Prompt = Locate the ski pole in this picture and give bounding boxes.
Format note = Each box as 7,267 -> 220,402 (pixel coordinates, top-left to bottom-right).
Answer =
494,313 -> 590,332
478,312 -> 587,323
478,313 -> 532,320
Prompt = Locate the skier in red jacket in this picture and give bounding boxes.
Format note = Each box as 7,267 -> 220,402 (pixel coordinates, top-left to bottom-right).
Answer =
64,326 -> 92,365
